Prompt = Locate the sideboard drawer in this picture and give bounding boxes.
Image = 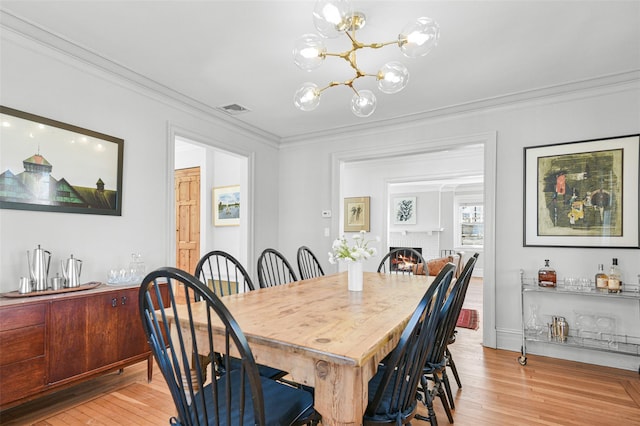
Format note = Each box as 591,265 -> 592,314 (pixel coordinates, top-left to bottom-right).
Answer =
0,356 -> 46,406
0,324 -> 45,366
0,303 -> 46,331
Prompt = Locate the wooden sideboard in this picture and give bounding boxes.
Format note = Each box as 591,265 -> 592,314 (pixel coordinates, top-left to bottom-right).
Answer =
0,283 -> 167,410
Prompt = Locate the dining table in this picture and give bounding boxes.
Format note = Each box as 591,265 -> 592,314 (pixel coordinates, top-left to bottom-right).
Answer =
163,271 -> 435,426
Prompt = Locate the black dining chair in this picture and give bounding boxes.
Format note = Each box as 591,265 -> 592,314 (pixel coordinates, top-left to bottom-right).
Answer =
194,250 -> 287,381
257,248 -> 298,288
442,253 -> 479,404
296,246 -> 325,280
139,267 -> 320,426
194,250 -> 255,296
364,263 -> 456,425
416,257 -> 477,425
377,247 -> 426,275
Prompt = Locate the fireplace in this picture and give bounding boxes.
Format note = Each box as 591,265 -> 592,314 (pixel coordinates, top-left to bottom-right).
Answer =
388,247 -> 423,272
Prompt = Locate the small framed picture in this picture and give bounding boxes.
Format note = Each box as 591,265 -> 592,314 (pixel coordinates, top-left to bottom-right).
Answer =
344,196 -> 370,232
392,196 -> 417,225
213,185 -> 240,226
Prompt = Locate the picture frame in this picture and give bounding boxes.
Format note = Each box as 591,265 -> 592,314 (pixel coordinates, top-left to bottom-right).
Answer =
213,185 -> 240,226
0,106 -> 124,216
344,196 -> 370,232
392,196 -> 417,225
523,134 -> 639,248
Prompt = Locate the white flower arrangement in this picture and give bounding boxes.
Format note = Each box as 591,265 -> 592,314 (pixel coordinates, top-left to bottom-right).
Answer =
328,230 -> 380,264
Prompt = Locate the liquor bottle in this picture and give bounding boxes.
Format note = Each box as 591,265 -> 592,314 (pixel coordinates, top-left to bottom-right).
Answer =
595,264 -> 608,292
538,259 -> 557,288
607,258 -> 622,293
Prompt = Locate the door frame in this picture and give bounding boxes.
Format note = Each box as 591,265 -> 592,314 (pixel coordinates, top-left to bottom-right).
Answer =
331,131 -> 497,348
166,123 -> 255,277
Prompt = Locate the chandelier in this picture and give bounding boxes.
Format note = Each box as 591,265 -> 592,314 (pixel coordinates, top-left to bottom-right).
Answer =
293,0 -> 440,117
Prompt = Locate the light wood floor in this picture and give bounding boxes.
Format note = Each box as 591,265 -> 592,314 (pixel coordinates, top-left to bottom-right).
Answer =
2,278 -> 639,425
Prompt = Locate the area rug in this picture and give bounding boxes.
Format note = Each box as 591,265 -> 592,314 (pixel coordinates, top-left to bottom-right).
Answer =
456,308 -> 479,330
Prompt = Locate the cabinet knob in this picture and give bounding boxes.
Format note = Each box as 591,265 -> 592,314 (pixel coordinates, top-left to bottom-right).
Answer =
121,296 -> 127,305
111,298 -> 118,308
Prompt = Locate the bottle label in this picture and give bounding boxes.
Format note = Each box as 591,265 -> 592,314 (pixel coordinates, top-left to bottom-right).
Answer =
596,277 -> 608,289
538,271 -> 557,287
608,278 -> 621,290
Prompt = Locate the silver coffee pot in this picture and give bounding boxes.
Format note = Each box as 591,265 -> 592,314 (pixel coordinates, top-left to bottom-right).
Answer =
27,244 -> 51,291
61,254 -> 83,288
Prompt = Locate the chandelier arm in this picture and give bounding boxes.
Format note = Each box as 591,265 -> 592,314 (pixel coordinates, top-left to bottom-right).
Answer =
360,39 -> 401,50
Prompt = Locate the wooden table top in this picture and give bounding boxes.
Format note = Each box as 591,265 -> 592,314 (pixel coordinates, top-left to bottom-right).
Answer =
173,271 -> 434,367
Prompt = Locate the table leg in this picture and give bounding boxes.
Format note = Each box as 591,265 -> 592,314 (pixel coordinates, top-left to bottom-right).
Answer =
313,360 -> 365,426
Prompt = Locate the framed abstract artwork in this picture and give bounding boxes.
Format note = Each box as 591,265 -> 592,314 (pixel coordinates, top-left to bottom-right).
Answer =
344,196 -> 370,232
523,134 -> 639,248
213,185 -> 240,226
0,106 -> 124,216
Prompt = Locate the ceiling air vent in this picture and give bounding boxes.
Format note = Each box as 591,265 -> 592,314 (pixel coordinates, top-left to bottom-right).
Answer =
218,103 -> 250,115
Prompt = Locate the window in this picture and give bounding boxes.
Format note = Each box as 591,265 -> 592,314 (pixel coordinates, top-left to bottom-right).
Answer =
458,203 -> 484,247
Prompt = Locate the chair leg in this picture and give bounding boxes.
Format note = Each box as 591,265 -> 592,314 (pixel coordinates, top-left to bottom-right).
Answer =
415,375 -> 439,426
442,368 -> 455,409
433,372 -> 454,424
446,347 -> 462,389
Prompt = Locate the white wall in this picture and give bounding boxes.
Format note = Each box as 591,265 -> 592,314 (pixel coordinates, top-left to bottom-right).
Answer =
278,80 -> 640,370
0,31 -> 278,289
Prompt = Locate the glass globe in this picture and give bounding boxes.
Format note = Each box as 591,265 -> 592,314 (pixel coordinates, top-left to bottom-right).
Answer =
293,34 -> 327,70
398,17 -> 440,58
351,90 -> 376,117
377,62 -> 409,94
294,83 -> 321,111
313,0 -> 353,38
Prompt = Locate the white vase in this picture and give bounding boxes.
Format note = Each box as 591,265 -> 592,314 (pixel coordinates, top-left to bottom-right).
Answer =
347,261 -> 363,292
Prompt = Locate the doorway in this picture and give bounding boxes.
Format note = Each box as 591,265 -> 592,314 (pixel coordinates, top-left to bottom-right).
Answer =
171,134 -> 252,278
334,132 -> 496,348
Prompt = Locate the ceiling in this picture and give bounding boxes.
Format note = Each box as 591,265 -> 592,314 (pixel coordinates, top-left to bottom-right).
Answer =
1,1 -> 639,143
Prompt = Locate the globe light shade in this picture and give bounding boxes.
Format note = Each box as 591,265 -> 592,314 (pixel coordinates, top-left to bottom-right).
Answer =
313,0 -> 353,38
377,62 -> 409,94
294,83 -> 321,111
399,17 -> 440,58
351,90 -> 376,117
293,34 -> 327,70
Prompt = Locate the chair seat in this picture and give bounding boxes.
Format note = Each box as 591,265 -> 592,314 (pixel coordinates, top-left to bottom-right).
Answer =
365,365 -> 417,423
191,370 -> 314,426
227,356 -> 286,380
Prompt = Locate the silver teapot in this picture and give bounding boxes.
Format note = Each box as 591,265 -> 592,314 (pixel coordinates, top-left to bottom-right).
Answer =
27,244 -> 51,291
61,254 -> 83,288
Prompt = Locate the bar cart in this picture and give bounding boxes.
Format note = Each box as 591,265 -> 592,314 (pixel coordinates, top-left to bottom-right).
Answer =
518,270 -> 640,372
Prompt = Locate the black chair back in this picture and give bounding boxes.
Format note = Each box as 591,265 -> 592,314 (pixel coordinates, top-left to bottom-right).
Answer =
257,248 -> 298,288
297,246 -> 325,280
194,250 -> 255,296
430,255 -> 478,367
377,247 -> 426,275
139,267 -> 316,425
364,263 -> 456,425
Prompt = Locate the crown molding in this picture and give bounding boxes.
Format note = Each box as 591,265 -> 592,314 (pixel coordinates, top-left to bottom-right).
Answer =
2,9 -> 637,150
280,70 -> 640,148
0,9 -> 281,148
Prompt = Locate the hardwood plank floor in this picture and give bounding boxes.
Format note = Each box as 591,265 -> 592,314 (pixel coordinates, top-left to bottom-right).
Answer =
2,278 -> 639,425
